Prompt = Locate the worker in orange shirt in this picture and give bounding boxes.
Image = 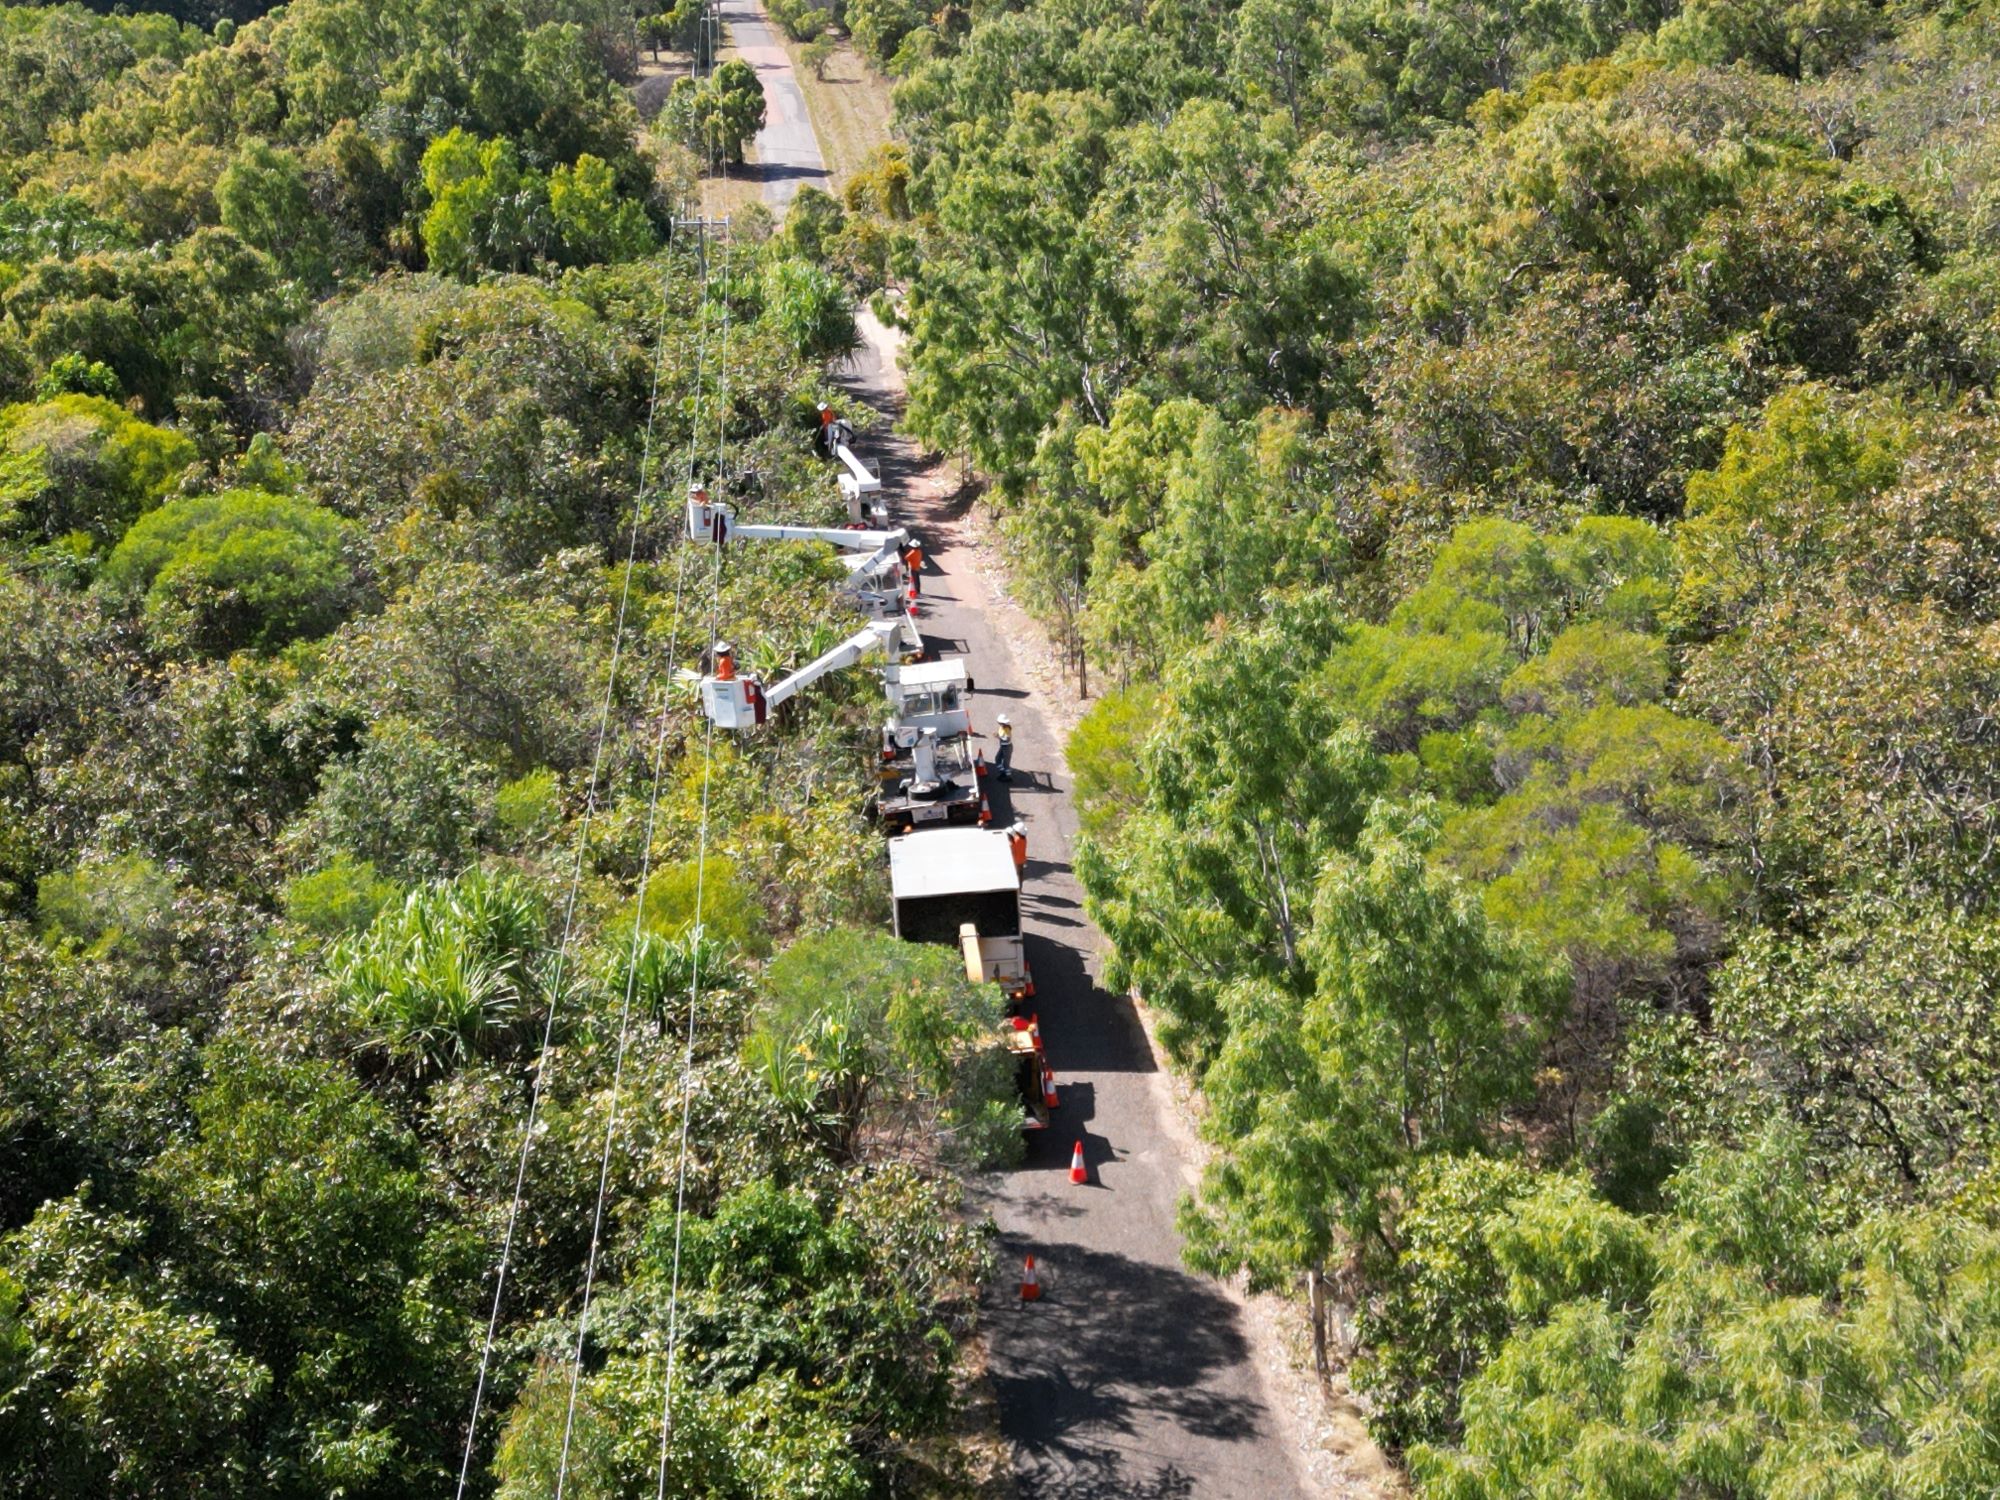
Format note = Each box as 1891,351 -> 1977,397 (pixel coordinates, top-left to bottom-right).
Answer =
903,541 -> 924,598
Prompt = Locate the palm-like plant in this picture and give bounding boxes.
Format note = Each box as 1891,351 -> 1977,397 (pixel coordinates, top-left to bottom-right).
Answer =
608,927 -> 746,1039
336,870 -> 550,1080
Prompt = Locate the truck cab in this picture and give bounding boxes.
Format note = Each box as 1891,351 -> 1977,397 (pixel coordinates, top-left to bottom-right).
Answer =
882,658 -> 972,739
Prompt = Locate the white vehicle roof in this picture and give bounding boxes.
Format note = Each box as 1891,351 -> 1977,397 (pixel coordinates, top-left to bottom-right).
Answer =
889,827 -> 1019,900
888,658 -> 969,689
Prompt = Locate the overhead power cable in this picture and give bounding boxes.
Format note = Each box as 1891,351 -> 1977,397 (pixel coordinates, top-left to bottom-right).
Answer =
551,240 -> 712,1497
653,224 -> 733,1498
454,237 -> 709,1500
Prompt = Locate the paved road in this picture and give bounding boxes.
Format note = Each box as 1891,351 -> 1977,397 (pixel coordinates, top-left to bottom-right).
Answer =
837,321 -> 1314,1499
718,0 -> 830,210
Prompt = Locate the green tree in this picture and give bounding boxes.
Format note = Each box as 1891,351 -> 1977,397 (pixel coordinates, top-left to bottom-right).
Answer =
1351,1153 -> 1534,1449
1414,1129 -> 2000,1496
1077,595 -> 1386,1063
323,560 -> 603,774
0,1198 -> 267,1498
142,1047 -> 480,1494
1182,804 -> 1566,1379
0,395 -> 195,545
1327,0 -> 1665,126
216,139 -> 330,285
100,488 -> 358,655
745,927 -> 1018,1165
33,354 -> 121,402
547,152 -> 656,265
1656,0 -> 1886,78
287,717 -> 495,881
419,129 -> 551,279
1709,894 -> 2000,1197
846,0 -> 927,66
1675,384 -> 1904,637
760,256 -> 860,362
667,59 -> 768,165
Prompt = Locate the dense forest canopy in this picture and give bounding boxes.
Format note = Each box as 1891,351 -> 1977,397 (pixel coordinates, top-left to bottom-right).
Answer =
786,0 -> 2000,1483
0,3 -> 1006,1496
5,0 -> 2000,1490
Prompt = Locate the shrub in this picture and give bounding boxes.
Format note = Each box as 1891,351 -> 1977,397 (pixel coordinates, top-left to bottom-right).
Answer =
336,869 -> 549,1079
283,857 -> 400,939
37,851 -> 177,964
0,394 -> 195,544
101,488 -> 357,654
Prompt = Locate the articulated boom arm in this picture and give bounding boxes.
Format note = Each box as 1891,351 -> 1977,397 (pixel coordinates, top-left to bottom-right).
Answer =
701,621 -> 901,731
686,488 -> 911,606
686,491 -> 903,554
816,404 -> 883,515
832,439 -> 880,507
765,621 -> 900,709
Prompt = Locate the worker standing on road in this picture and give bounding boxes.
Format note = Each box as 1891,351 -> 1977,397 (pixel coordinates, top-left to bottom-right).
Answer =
903,542 -> 924,597
994,713 -> 1014,783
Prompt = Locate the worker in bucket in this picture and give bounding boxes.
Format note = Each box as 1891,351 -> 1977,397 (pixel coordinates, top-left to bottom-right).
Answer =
994,713 -> 1014,782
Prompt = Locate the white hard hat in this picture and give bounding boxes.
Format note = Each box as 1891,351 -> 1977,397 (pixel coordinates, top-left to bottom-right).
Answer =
997,713 -> 1011,725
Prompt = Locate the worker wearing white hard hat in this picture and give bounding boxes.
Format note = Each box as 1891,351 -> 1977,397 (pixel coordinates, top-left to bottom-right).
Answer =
994,713 -> 1014,783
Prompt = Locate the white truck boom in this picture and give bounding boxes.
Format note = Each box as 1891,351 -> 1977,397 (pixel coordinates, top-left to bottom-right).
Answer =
686,486 -> 914,624
817,403 -> 886,523
701,622 -> 903,730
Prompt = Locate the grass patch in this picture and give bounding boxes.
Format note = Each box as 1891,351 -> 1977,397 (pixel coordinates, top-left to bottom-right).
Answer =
699,168 -> 770,220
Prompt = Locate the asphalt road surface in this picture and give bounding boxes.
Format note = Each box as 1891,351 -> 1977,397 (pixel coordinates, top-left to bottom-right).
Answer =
837,320 -> 1315,1499
719,0 -> 831,210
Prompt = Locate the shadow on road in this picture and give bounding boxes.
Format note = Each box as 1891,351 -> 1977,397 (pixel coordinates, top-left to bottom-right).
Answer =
1021,935 -> 1159,1076
738,161 -> 831,184
988,1240 -> 1270,1479
1016,1446 -> 1197,1500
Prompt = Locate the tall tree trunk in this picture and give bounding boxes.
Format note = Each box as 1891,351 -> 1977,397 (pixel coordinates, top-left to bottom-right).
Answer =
1306,1265 -> 1330,1385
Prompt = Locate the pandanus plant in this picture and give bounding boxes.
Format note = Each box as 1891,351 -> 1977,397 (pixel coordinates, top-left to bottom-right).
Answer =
336,869 -> 551,1081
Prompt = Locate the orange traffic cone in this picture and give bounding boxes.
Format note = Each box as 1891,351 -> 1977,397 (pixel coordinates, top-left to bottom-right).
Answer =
974,748 -> 988,778
1042,1066 -> 1060,1110
978,794 -> 992,825
1020,1254 -> 1041,1301
1069,1139 -> 1087,1185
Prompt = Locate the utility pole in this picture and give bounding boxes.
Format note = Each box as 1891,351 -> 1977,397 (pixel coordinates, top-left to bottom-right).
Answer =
670,214 -> 731,276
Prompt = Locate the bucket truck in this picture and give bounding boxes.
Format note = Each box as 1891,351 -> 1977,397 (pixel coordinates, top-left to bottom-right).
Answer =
815,402 -> 886,526
873,657 -> 982,828
874,724 -> 983,831
686,483 -> 927,731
